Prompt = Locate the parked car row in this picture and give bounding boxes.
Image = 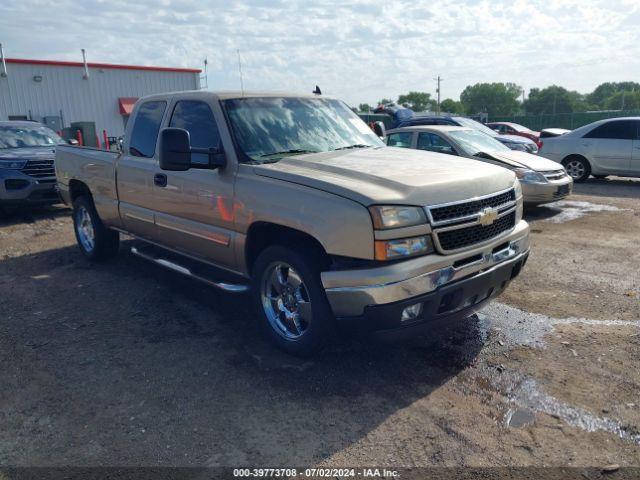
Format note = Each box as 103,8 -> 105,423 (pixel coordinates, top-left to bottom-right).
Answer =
3,90 -> 637,356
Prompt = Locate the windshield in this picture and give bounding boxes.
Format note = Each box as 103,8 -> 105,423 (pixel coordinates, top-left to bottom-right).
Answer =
453,117 -> 500,137
223,97 -> 384,163
449,129 -> 511,155
0,124 -> 64,149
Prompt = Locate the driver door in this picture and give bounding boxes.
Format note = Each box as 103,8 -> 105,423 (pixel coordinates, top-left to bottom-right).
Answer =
152,98 -> 238,269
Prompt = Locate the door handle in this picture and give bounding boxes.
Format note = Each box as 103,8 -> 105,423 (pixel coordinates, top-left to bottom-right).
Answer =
154,173 -> 167,187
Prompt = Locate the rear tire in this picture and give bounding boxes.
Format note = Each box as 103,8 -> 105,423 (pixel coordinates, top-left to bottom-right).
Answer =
72,196 -> 120,261
251,245 -> 334,356
562,156 -> 591,183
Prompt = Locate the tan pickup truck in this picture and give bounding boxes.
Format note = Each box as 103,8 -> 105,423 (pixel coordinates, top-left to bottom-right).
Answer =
56,91 -> 530,355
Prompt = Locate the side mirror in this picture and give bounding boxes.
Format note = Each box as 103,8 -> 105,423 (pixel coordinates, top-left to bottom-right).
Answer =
159,128 -> 191,171
373,121 -> 386,138
67,138 -> 79,146
159,127 -> 227,171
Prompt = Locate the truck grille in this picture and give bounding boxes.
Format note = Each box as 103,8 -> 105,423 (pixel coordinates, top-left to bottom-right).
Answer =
437,211 -> 516,252
429,189 -> 515,225
22,159 -> 55,179
426,188 -> 519,254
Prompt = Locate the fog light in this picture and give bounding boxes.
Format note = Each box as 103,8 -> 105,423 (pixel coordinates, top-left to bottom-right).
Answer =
401,303 -> 423,322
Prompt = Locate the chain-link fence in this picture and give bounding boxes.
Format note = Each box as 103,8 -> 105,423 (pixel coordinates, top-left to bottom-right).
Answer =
489,110 -> 640,131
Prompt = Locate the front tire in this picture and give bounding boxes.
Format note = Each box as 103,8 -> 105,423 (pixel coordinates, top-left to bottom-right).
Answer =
251,245 -> 334,356
72,196 -> 120,261
562,156 -> 591,183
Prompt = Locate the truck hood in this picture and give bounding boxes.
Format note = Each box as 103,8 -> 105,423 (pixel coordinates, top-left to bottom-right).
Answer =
252,147 -> 516,206
0,146 -> 56,160
483,150 -> 563,172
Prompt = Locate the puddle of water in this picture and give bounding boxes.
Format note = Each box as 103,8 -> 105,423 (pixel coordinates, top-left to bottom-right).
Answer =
479,302 -> 639,348
542,200 -> 626,223
505,408 -> 536,428
501,374 -> 640,444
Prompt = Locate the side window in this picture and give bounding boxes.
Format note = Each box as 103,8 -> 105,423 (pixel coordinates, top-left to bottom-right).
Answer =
583,120 -> 635,140
169,100 -> 221,165
387,132 -> 412,148
129,101 -> 167,158
417,133 -> 456,155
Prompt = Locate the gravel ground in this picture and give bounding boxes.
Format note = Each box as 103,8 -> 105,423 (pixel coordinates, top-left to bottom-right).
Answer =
0,177 -> 638,469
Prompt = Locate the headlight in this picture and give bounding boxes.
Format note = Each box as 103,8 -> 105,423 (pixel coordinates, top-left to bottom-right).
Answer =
514,180 -> 523,223
508,143 -> 527,152
374,235 -> 434,261
369,205 -> 426,229
0,159 -> 27,169
515,168 -> 547,184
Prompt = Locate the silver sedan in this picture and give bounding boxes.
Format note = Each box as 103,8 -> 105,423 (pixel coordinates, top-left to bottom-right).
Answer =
386,125 -> 573,206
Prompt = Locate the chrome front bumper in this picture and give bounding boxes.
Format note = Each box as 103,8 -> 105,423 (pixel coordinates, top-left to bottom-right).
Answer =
322,220 -> 530,317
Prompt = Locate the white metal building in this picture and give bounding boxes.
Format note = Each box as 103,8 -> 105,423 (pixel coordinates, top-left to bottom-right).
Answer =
0,57 -> 201,139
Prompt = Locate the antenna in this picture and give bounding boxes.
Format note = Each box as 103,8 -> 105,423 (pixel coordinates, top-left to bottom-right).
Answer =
237,49 -> 244,96
81,48 -> 89,80
0,43 -> 7,78
200,57 -> 208,89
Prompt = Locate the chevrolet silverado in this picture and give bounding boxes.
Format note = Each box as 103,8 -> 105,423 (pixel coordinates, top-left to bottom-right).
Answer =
56,91 -> 530,355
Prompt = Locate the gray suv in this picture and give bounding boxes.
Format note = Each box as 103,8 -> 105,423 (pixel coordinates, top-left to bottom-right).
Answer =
0,121 -> 63,211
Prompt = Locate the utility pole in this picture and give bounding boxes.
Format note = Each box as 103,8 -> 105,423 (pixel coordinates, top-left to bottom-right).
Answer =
434,75 -> 442,114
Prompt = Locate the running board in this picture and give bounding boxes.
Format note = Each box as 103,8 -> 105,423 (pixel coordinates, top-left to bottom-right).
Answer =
130,246 -> 250,293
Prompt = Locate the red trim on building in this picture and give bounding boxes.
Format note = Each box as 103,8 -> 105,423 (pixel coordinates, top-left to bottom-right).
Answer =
5,58 -> 201,73
118,97 -> 138,115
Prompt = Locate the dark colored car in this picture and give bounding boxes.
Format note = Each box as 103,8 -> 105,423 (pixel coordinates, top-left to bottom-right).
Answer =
398,116 -> 539,154
0,121 -> 65,210
486,122 -> 541,146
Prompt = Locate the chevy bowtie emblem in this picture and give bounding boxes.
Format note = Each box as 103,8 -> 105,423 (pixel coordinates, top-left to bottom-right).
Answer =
478,207 -> 499,226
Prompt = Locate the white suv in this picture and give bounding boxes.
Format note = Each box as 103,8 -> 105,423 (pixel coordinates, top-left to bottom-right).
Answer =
539,117 -> 640,182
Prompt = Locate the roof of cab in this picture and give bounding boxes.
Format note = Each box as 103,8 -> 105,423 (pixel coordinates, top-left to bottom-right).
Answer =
137,90 -> 333,102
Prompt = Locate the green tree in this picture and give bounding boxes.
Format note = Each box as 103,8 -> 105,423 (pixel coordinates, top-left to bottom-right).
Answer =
397,91 -> 433,112
439,98 -> 465,114
587,82 -> 640,109
378,98 -> 394,106
459,82 -> 522,116
524,85 -> 587,114
358,103 -> 372,112
604,90 -> 640,110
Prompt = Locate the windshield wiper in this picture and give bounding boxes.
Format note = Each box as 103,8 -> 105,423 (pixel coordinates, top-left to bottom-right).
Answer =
333,144 -> 370,151
260,149 -> 319,158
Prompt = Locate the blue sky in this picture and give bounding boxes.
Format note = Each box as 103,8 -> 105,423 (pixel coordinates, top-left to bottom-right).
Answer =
1,0 -> 639,106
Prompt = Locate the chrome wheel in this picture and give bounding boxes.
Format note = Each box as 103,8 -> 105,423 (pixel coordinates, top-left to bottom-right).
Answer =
260,262 -> 312,340
75,206 -> 95,252
565,160 -> 586,180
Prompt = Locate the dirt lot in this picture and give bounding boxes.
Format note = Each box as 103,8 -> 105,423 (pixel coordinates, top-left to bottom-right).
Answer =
0,178 -> 638,469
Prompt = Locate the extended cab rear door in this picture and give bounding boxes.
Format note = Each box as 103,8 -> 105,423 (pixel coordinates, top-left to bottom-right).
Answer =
152,95 -> 238,270
117,99 -> 168,239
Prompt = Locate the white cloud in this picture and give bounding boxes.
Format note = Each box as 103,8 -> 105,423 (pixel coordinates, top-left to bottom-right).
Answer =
1,0 -> 639,106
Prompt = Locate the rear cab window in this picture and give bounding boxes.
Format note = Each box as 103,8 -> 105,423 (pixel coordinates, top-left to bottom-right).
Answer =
129,101 -> 167,158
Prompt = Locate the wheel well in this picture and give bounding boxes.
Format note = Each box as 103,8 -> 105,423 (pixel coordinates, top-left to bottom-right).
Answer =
245,222 -> 329,274
68,180 -> 93,203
